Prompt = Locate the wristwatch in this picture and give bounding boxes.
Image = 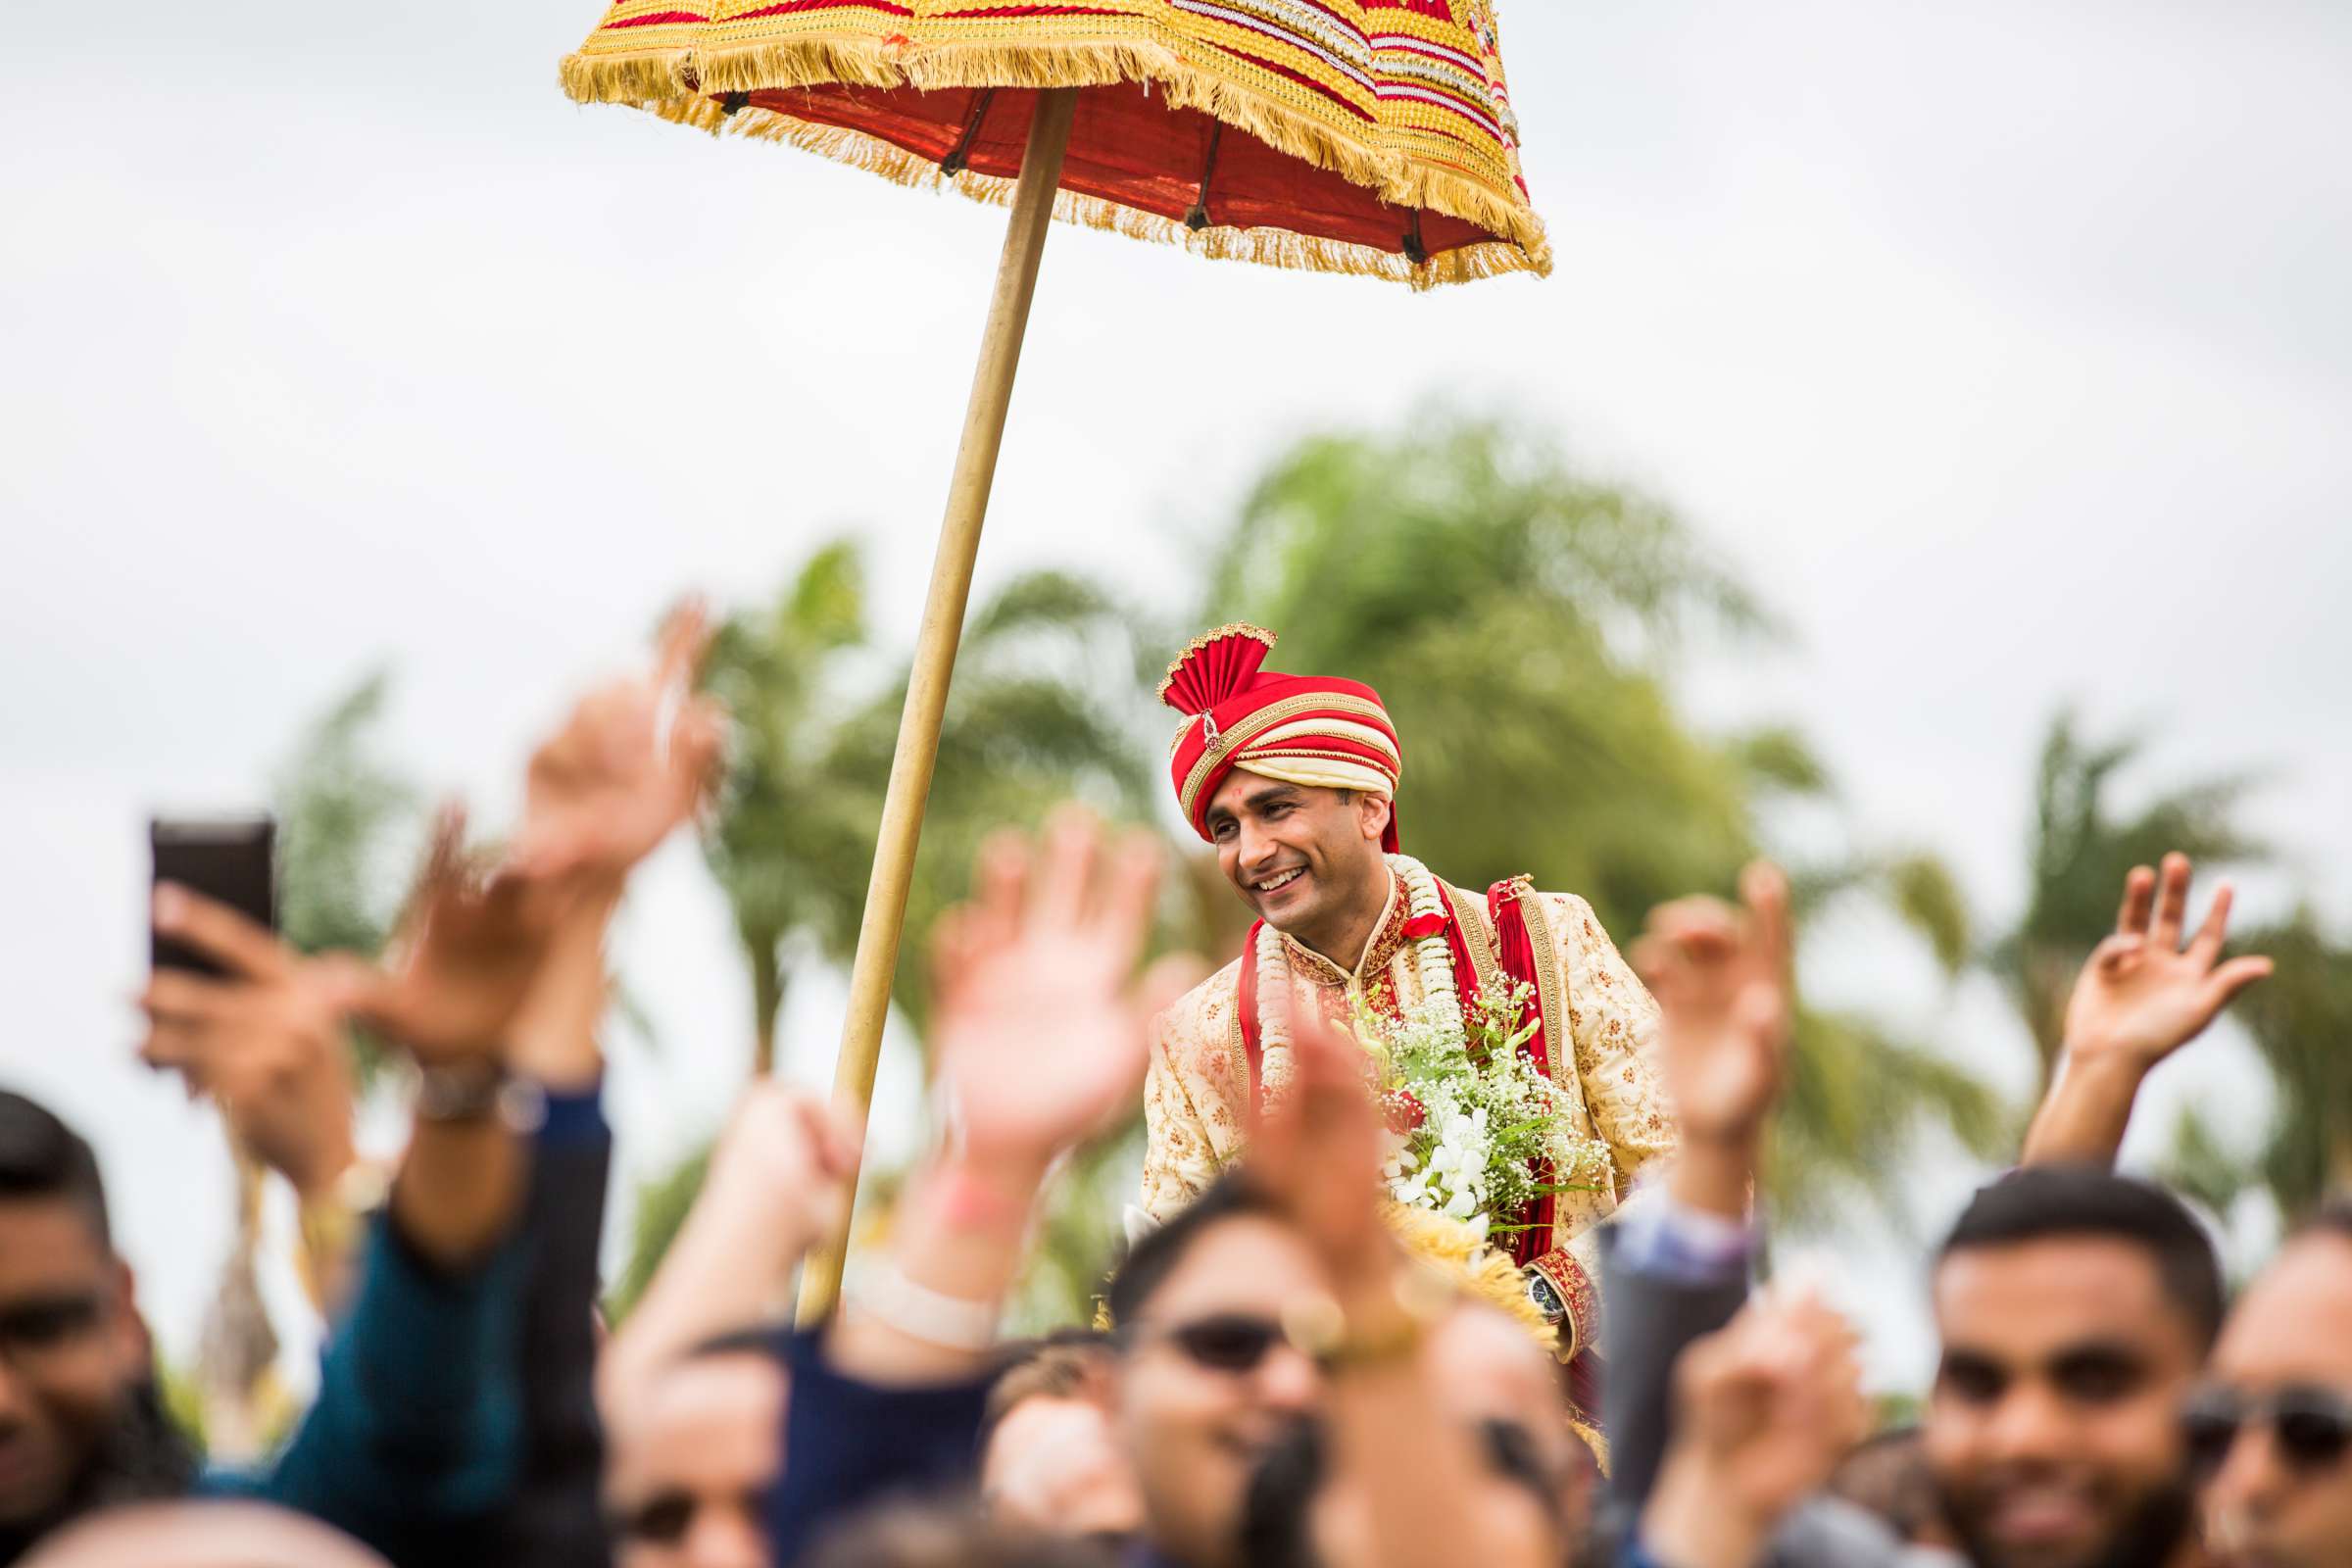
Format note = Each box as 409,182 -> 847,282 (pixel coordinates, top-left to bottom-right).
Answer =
1524,1265 -> 1569,1329
1521,1248 -> 1592,1362
415,1061 -> 545,1131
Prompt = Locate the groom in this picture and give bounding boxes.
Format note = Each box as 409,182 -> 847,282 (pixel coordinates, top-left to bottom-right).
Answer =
1140,625 -> 1678,1388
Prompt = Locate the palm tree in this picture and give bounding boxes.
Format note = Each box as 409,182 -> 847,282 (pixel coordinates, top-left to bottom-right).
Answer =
605,1142 -> 712,1323
701,542 -> 1154,1075
610,547 -> 1157,1323
699,542 -> 872,1078
1987,712 -> 2352,1228
2233,911 -> 2352,1212
1205,414 -> 1766,932
195,672 -> 418,1457
1989,713 -> 2265,1088
2164,908 -> 2352,1225
1199,410 -> 2006,1224
273,672 -> 421,964
819,568 -> 1161,1038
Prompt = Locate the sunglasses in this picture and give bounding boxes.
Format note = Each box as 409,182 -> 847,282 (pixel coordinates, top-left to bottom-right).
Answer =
2183,1385 -> 2352,1479
1141,1313 -> 1289,1375
612,1487 -> 764,1545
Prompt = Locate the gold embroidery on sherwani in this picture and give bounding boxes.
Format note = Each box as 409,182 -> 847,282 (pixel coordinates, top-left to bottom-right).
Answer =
1439,879 -> 1504,996
1518,890 -> 1571,1095
1139,874 -> 1680,1361
1225,978 -> 1250,1106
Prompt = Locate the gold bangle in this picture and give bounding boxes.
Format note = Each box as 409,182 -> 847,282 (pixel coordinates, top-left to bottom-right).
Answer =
1316,1312 -> 1426,1373
294,1161 -> 388,1313
1280,1259 -> 1455,1372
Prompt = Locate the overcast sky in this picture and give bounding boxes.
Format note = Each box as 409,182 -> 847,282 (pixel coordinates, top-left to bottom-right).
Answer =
4,0 -> 2347,1388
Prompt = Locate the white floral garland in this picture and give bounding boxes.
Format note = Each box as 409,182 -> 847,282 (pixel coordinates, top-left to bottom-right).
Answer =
1392,854 -> 1471,1052
1254,855 -> 1468,1102
1253,925 -> 1298,1102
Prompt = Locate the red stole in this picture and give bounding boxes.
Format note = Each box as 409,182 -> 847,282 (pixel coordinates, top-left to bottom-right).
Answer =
1486,879 -> 1553,1269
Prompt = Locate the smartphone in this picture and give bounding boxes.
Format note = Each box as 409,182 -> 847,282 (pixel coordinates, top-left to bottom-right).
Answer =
150,815 -> 276,975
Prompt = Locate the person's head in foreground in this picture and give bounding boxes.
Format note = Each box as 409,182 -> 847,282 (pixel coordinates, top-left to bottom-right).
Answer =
605,1328 -> 787,1568
2195,1200 -> 2352,1568
1239,1301 -> 1590,1568
0,1093 -> 188,1553
979,1331 -> 1144,1546
1161,626 -> 1403,959
804,1499 -> 1129,1568
21,1499 -> 386,1568
1108,1172 -> 1330,1568
1926,1165 -> 2225,1568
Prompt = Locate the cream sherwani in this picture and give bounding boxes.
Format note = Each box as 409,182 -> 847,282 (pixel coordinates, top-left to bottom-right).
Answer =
1141,869 -> 1677,1355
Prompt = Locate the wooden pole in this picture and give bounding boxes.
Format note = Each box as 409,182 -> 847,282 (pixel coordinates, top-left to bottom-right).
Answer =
796,87 -> 1079,1325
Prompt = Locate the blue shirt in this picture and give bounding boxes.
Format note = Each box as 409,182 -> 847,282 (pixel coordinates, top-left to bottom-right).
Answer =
209,1206 -> 526,1563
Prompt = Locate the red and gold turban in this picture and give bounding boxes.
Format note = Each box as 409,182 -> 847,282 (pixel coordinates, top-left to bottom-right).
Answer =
1159,625 -> 1403,854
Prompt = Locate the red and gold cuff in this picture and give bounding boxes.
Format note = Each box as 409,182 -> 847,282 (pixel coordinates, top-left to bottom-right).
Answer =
1523,1246 -> 1600,1363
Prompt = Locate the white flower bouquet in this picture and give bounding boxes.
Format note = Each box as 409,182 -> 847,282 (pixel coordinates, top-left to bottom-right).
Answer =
1361,982 -> 1615,1239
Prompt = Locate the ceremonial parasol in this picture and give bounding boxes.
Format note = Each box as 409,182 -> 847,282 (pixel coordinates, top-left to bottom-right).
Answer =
560,0 -> 1551,1319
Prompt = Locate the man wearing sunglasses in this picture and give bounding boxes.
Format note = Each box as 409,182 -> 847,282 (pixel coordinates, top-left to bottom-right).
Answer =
1108,1175 -> 1331,1568
2196,1203 -> 2352,1568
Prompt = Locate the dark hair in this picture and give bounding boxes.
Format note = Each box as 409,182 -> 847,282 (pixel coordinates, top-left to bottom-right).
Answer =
2294,1198 -> 2352,1247
806,1499 -> 1117,1568
1826,1427 -> 1942,1545
1107,1170 -> 1281,1329
980,1329 -> 1115,1456
0,1090 -> 111,1246
684,1324 -> 788,1362
1937,1166 -> 2225,1349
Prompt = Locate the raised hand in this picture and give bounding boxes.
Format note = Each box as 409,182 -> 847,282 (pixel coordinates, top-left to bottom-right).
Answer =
827,808 -> 1189,1383
598,1079 -> 862,1426
140,886 -> 357,1200
1248,1000 -> 1390,1283
513,601 -> 728,886
1633,862 -> 1794,1150
2062,853 -> 2273,1071
1642,1293 -> 1869,1568
341,808 -> 580,1066
927,807 -> 1179,1174
2023,853 -> 2274,1169
704,1080 -> 863,1269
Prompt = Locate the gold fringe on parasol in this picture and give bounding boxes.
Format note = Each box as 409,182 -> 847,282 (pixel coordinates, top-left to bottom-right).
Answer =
562,33 -> 1552,288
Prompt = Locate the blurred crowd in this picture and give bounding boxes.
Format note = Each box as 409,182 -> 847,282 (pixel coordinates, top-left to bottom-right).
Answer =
3,609 -> 2347,1568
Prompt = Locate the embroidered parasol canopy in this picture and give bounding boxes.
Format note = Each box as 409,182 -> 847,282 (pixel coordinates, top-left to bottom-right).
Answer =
558,0 -> 1552,1322
563,1 -> 1549,285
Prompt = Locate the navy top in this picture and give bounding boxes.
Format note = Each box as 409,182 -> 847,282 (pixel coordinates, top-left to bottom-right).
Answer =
762,1327 -> 996,1563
